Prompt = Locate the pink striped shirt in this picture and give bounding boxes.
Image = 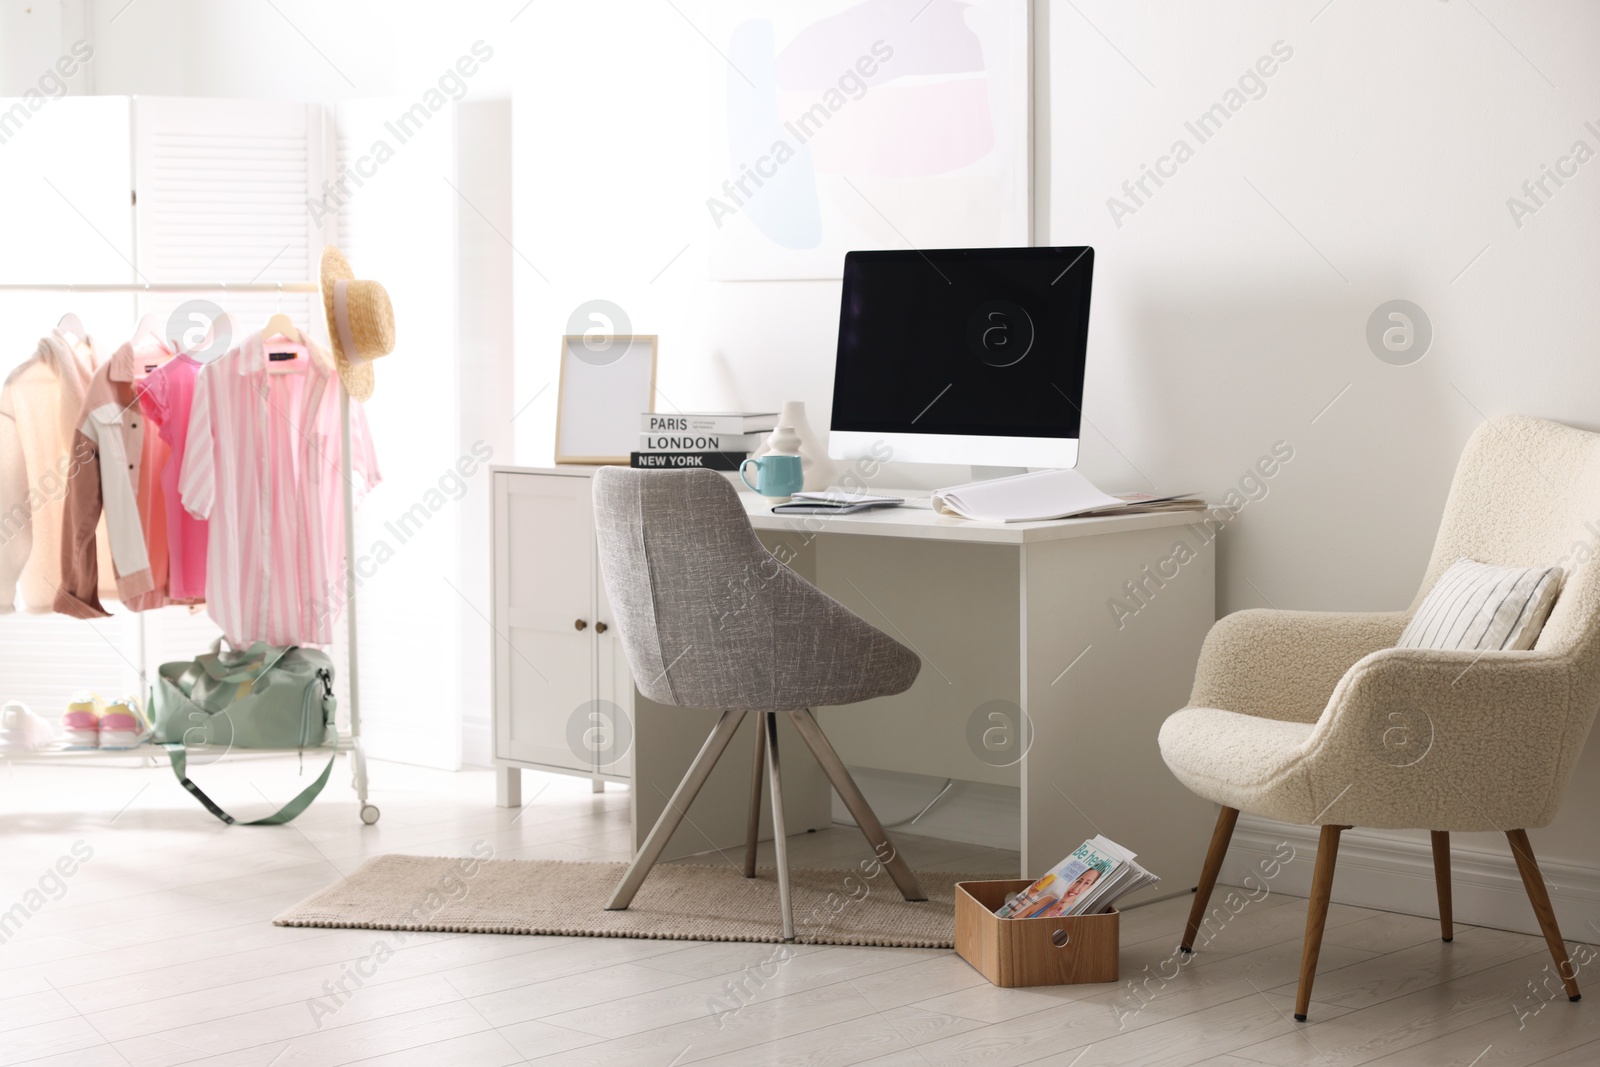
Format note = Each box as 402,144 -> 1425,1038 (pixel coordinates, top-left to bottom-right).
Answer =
179,335 -> 379,646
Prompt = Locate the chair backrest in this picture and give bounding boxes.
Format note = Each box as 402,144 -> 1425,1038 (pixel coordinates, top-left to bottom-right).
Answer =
1414,416 -> 1600,663
1412,416 -> 1600,807
590,467 -> 919,711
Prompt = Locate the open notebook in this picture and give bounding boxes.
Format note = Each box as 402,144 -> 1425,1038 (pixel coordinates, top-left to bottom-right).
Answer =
931,469 -> 1205,523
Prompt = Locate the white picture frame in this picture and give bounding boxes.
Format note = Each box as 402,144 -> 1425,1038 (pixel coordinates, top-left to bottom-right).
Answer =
554,335 -> 658,465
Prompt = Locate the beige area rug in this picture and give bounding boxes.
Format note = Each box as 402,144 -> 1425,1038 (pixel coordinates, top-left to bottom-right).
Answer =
275,856 -> 970,948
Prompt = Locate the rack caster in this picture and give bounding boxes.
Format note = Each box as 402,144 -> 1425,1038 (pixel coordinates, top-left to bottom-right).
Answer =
360,804 -> 380,825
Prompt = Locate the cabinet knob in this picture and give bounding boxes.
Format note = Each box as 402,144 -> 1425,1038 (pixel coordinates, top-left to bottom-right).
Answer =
595,622 -> 608,634
574,619 -> 587,631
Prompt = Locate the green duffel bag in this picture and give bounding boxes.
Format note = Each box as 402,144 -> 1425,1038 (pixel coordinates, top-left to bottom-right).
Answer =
150,641 -> 337,825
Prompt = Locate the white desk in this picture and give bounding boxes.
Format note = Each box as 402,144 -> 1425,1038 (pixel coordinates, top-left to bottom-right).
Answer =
491,466 -> 1217,889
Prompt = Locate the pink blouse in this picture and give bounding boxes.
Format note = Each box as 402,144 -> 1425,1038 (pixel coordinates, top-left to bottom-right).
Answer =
135,354 -> 207,601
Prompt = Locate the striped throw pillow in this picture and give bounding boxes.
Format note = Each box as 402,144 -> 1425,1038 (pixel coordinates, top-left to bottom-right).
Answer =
1398,558 -> 1563,652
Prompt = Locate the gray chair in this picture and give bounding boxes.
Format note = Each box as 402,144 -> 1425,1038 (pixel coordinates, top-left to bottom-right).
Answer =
592,467 -> 927,939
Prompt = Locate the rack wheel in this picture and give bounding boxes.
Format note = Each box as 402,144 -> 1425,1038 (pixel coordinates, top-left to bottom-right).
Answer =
360,804 -> 380,825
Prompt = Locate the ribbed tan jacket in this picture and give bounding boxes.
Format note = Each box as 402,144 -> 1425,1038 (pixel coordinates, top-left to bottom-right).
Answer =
0,330 -> 116,613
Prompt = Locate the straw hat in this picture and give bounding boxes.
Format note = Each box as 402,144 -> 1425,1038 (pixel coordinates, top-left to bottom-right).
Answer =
319,246 -> 395,401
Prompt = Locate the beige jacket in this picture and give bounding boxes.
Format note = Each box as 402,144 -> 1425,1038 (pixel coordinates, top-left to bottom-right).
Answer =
0,331 -> 115,613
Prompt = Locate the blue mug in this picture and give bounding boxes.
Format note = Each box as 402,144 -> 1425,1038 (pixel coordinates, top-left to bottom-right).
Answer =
740,454 -> 803,500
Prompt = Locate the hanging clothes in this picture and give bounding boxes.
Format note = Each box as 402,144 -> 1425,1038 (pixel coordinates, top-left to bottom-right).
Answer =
179,333 -> 379,647
134,353 -> 208,602
55,336 -> 178,617
0,329 -> 118,613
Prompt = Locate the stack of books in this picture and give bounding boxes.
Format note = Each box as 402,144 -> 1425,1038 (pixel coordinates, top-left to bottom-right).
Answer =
630,412 -> 777,471
993,835 -> 1159,919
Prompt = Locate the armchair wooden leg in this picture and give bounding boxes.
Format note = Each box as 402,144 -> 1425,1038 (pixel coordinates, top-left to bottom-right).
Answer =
1431,831 -> 1453,942
1295,824 -> 1346,1021
742,720 -> 766,878
1507,829 -> 1581,1001
1180,806 -> 1239,952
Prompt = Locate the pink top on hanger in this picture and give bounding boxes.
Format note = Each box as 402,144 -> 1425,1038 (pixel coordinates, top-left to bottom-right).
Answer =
134,353 -> 207,601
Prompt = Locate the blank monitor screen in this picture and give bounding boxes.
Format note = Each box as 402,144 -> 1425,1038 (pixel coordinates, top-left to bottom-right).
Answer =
829,246 -> 1093,466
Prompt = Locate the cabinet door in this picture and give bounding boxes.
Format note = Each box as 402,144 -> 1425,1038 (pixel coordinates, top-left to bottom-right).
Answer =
493,472 -> 596,773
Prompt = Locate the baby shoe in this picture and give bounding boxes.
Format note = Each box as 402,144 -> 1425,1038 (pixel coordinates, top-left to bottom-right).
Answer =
61,691 -> 104,749
98,695 -> 150,750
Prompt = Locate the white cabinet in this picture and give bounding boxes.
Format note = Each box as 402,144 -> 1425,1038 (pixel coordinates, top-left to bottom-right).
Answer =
492,468 -> 630,804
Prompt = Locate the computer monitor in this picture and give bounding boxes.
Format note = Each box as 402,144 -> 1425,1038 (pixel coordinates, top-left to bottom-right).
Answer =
828,246 -> 1094,469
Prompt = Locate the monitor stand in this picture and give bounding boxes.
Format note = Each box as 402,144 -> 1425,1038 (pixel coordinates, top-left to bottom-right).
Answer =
970,465 -> 1028,483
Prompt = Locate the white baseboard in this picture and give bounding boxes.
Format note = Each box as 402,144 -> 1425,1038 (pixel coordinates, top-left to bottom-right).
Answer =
837,766 -> 1021,853
1221,815 -> 1600,942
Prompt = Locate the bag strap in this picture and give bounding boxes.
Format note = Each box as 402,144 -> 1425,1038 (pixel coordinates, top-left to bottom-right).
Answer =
197,643 -> 294,684
163,743 -> 336,826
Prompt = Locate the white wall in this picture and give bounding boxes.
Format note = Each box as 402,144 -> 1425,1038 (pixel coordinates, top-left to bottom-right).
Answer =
1046,0 -> 1600,929
506,1 -> 986,479
454,99 -> 516,767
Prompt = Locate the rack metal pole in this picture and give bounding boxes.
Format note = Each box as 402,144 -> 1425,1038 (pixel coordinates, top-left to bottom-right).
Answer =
0,282 -> 320,292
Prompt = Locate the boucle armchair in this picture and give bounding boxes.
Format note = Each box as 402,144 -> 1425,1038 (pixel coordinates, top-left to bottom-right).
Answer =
591,467 -> 926,940
1160,415 -> 1600,1020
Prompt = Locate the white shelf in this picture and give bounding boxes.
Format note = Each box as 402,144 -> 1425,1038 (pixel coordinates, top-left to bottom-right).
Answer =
0,733 -> 357,766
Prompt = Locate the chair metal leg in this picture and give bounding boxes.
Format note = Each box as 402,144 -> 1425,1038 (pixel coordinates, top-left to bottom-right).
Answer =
788,708 -> 926,902
1181,806 -> 1239,952
1295,824 -> 1346,1021
1507,828 -> 1581,1001
765,713 -> 795,940
1431,831 -> 1453,942
606,708 -> 747,911
743,717 -> 766,878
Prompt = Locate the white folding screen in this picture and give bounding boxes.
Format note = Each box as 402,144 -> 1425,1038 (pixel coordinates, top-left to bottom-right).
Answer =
132,97 -> 326,337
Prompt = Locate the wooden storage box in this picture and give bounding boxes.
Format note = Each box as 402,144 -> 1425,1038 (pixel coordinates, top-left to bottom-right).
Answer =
954,879 -> 1120,988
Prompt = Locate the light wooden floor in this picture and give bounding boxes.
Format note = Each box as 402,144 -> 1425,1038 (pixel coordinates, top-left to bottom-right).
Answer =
0,756 -> 1593,1066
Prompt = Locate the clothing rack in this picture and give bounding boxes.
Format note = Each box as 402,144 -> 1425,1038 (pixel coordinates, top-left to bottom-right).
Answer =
0,280 -> 377,824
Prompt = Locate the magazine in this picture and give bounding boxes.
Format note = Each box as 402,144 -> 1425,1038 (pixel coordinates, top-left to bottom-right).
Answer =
995,836 -> 1123,918
996,835 -> 1160,919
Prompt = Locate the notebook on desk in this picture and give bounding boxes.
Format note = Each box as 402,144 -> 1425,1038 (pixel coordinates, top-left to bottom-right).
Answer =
769,491 -> 903,515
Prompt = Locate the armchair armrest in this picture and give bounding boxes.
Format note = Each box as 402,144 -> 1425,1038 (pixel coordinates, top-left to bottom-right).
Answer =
1306,647 -> 1576,829
1188,609 -> 1408,723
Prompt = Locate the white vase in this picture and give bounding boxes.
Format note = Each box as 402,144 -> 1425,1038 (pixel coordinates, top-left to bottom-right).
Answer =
756,401 -> 838,491
764,424 -> 801,456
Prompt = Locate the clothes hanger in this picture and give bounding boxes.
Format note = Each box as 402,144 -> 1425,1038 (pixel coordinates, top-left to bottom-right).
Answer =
260,312 -> 303,342
130,311 -> 162,345
260,284 -> 309,373
57,312 -> 88,346
260,282 -> 305,342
